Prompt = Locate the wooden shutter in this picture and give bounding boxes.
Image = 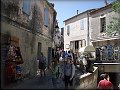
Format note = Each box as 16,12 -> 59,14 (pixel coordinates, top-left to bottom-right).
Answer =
22,0 -> 30,15
44,8 -> 48,26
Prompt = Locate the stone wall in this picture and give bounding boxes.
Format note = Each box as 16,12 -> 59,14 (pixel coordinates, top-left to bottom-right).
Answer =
74,67 -> 98,89
94,64 -> 120,73
1,20 -> 51,76
64,12 -> 89,52
90,7 -> 118,40
1,0 -> 56,77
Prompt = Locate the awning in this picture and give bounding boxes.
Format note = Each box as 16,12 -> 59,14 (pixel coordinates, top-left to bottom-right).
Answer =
78,45 -> 95,53
91,36 -> 120,42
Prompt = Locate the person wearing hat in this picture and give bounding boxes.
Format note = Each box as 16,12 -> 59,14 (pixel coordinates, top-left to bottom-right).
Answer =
61,57 -> 75,89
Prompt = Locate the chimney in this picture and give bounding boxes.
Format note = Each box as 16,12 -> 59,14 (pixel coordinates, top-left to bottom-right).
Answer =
50,3 -> 54,7
77,10 -> 79,15
104,0 -> 108,6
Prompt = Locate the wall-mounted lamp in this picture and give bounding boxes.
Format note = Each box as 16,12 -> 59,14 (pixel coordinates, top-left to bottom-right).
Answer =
55,24 -> 59,32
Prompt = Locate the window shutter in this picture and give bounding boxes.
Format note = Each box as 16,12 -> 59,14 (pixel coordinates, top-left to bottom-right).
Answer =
100,17 -> 106,32
67,25 -> 70,35
80,19 -> 84,30
44,8 -> 48,26
23,0 -> 30,15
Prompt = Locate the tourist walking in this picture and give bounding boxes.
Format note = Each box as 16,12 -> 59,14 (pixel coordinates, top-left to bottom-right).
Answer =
50,59 -> 59,89
67,50 -> 74,61
61,56 -> 75,89
55,48 -> 60,62
98,73 -> 113,90
38,53 -> 46,77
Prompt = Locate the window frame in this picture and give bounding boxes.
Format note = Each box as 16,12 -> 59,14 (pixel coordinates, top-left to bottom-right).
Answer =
100,17 -> 106,33
80,19 -> 84,30
67,25 -> 70,36
44,7 -> 49,27
22,0 -> 31,15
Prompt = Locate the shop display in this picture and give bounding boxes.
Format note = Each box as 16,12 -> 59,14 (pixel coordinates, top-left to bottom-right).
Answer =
114,46 -> 119,60
101,46 -> 106,61
96,45 -> 119,61
96,47 -> 100,60
5,37 -> 23,83
106,45 -> 113,60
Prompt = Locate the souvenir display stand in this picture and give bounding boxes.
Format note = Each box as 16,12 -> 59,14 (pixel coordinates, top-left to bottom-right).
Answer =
5,36 -> 23,84
78,45 -> 96,60
78,45 -> 95,72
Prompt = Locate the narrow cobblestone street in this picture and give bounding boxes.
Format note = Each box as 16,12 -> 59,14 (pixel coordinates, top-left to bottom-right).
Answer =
1,0 -> 120,89
4,69 -> 65,89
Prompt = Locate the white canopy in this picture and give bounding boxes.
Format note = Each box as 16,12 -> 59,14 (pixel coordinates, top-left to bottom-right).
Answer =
78,45 -> 95,53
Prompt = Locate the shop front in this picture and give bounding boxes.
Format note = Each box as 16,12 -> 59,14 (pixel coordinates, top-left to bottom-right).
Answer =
4,36 -> 24,85
91,38 -> 120,61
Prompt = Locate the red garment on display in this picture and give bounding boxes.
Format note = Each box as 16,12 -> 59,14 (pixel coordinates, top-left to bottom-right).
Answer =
98,79 -> 112,89
6,63 -> 15,76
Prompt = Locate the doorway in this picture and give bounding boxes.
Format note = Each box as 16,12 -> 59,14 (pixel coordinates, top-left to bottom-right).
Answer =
37,42 -> 42,75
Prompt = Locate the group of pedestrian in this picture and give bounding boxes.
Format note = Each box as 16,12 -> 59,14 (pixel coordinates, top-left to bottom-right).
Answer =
37,50 -> 113,90
37,50 -> 76,89
50,48 -> 76,89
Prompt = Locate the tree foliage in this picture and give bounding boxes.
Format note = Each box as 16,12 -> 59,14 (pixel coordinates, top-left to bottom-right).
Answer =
106,0 -> 120,36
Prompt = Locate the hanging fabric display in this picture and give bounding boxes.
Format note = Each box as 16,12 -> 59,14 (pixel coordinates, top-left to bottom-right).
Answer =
7,45 -> 16,62
6,62 -> 15,77
106,45 -> 113,60
5,36 -> 23,83
15,47 -> 24,64
96,47 -> 100,60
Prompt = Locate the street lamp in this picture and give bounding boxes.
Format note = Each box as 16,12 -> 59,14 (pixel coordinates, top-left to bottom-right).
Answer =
55,24 -> 59,32
54,24 -> 59,55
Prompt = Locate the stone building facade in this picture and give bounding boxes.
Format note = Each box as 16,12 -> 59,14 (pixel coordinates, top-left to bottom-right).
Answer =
90,3 -> 120,61
63,9 -> 95,52
63,3 -> 119,61
1,0 -> 56,87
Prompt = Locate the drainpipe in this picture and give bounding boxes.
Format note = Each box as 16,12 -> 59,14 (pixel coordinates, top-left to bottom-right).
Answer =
87,11 -> 90,46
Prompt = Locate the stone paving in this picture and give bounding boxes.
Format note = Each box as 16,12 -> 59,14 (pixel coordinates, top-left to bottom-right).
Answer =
4,67 -> 84,89
4,69 -> 65,89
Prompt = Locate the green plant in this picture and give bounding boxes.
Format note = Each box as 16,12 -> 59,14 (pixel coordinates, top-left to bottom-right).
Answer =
106,0 -> 120,36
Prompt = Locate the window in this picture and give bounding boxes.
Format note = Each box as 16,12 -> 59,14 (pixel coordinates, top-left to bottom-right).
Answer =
79,40 -> 82,48
67,25 -> 70,36
44,8 -> 49,27
66,44 -> 69,49
70,41 -> 74,50
22,0 -> 30,15
82,39 -> 86,47
80,19 -> 84,30
100,17 -> 106,33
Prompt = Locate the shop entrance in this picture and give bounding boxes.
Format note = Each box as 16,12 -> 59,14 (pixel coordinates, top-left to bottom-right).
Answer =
4,36 -> 23,86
